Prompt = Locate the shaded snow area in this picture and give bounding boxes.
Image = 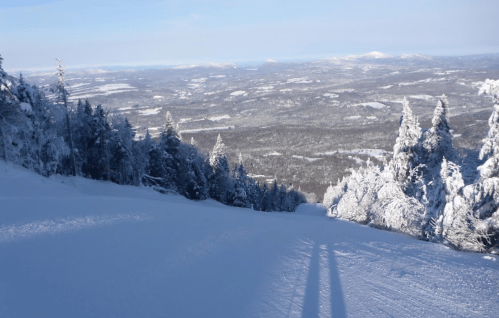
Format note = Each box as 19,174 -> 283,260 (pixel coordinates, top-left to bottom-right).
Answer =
292,155 -> 323,162
1,162 -> 498,318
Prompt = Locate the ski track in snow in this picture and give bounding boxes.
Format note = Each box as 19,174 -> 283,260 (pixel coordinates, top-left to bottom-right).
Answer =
0,163 -> 498,318
0,214 -> 149,243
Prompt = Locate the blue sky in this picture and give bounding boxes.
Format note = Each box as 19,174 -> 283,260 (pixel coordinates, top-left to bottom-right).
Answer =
1,0 -> 498,71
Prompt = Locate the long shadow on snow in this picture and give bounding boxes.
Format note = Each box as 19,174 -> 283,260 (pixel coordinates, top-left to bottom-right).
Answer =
301,241 -> 347,318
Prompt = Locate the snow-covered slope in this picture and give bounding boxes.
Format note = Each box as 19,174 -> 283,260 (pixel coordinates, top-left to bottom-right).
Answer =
1,162 -> 498,318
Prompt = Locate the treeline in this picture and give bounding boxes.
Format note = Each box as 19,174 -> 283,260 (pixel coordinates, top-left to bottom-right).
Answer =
0,56 -> 304,211
324,94 -> 499,253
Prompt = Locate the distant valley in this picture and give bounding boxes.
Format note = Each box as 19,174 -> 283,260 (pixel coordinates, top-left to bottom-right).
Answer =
24,52 -> 499,199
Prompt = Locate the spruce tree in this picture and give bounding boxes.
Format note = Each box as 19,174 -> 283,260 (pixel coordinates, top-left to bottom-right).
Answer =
209,134 -> 232,203
478,93 -> 499,179
159,111 -> 180,191
390,98 -> 421,184
232,153 -> 250,208
423,95 -> 455,166
53,59 -> 77,176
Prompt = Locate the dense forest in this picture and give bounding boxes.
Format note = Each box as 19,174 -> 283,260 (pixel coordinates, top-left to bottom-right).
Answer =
324,92 -> 499,253
0,56 -> 304,212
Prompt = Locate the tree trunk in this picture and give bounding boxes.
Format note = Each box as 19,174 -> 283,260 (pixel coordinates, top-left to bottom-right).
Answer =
101,129 -> 110,181
65,111 -> 77,176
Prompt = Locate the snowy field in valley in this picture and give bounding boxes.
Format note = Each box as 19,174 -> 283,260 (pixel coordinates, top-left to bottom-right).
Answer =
1,162 -> 498,318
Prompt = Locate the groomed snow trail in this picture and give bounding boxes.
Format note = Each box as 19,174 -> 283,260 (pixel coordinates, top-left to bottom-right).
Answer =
1,162 -> 498,318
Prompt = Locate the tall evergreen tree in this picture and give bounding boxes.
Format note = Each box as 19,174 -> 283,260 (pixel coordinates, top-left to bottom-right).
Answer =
478,93 -> 499,179
53,59 -> 77,176
390,98 -> 422,184
159,111 -> 180,191
232,153 -> 250,208
209,134 -> 232,203
109,116 -> 135,184
423,95 -> 456,165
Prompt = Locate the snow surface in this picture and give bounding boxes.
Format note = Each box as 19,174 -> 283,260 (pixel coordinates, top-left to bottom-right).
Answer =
138,107 -> 162,116
1,162 -> 498,317
191,78 -> 207,83
208,114 -> 231,121
230,90 -> 247,96
316,149 -> 392,160
264,151 -> 283,156
69,83 -> 137,100
352,102 -> 387,109
179,126 -> 234,134
344,116 -> 362,120
287,77 -> 313,84
257,86 -> 274,90
19,102 -> 32,113
323,93 -> 339,98
409,94 -> 433,100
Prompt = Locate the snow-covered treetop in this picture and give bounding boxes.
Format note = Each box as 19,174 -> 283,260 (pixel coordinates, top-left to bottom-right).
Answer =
55,58 -> 65,87
432,95 -> 450,130
479,97 -> 499,160
0,54 -> 13,91
165,111 -> 174,133
209,134 -> 226,168
53,59 -> 69,107
424,94 -> 455,164
393,97 -> 421,156
478,79 -> 499,96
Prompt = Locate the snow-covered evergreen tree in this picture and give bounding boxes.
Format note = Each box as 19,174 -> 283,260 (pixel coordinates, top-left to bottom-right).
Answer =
478,94 -> 499,179
159,111 -> 181,191
109,116 -> 135,185
83,104 -> 111,180
53,59 -> 77,176
422,95 -> 456,165
390,98 -> 422,184
324,163 -> 425,237
231,154 -> 250,208
208,134 -> 233,204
